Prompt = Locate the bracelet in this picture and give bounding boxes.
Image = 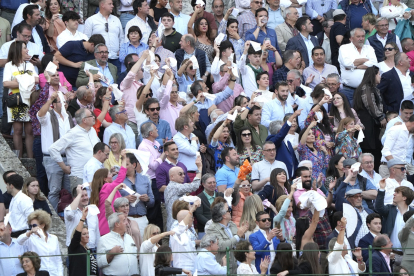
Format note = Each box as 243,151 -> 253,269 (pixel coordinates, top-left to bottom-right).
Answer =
80,219 -> 85,222
193,100 -> 197,104
230,78 -> 237,82
246,106 -> 251,110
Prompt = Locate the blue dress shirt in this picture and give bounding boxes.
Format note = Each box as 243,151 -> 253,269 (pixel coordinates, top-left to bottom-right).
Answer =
194,86 -> 234,111
95,60 -> 114,87
173,131 -> 200,171
119,42 -> 149,72
261,98 -> 294,127
194,248 -> 228,275
0,239 -> 26,276
117,172 -> 155,215
215,164 -> 240,189
245,27 -> 282,63
139,119 -> 172,147
268,7 -> 285,30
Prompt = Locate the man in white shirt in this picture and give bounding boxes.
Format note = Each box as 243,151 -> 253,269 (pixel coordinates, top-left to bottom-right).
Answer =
56,11 -> 88,49
381,115 -> 414,178
49,108 -> 100,196
359,153 -> 382,189
97,212 -> 139,275
103,105 -> 136,149
173,116 -> 200,174
11,0 -> 45,32
261,81 -> 294,127
381,159 -> 414,205
37,89 -> 74,211
125,0 -> 156,44
84,0 -> 124,71
83,142 -> 110,183
64,185 -> 100,250
238,41 -> 265,97
167,0 -> 191,35
338,28 -> 377,106
0,221 -> 26,276
6,174 -> 34,237
381,100 -> 414,146
251,141 -> 288,193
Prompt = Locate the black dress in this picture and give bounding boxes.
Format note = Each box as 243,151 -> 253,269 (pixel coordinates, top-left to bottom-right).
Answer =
153,7 -> 168,22
270,261 -> 299,275
154,265 -> 183,276
68,230 -> 98,276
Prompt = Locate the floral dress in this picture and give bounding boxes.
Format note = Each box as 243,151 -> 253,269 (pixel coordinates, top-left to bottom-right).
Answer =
335,130 -> 362,160
297,143 -> 330,183
305,110 -> 334,157
209,140 -> 231,171
238,145 -> 263,180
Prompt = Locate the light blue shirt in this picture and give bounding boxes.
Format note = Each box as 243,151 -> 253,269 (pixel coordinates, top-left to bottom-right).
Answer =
360,169 -> 382,189
95,60 -> 114,87
268,7 -> 285,30
194,86 -> 234,111
0,239 -> 26,276
176,72 -> 197,93
216,164 -> 240,189
183,50 -> 212,80
261,97 -> 294,127
171,12 -> 191,35
194,248 -> 228,275
119,41 -> 149,72
103,122 -> 136,149
300,33 -> 315,66
173,131 -> 200,171
381,116 -> 404,145
305,0 -> 337,19
296,96 -> 329,129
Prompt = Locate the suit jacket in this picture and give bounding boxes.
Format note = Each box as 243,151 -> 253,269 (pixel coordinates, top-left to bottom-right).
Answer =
76,59 -> 118,88
285,34 -> 319,67
377,67 -> 404,113
275,22 -> 295,52
249,230 -> 281,274
359,232 -> 375,262
205,221 -> 239,275
194,190 -> 241,232
400,216 -> 414,273
265,121 -> 298,178
366,250 -> 393,276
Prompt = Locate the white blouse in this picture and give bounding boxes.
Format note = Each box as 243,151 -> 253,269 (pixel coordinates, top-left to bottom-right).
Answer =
139,239 -> 158,276
237,263 -> 259,275
380,3 -> 410,30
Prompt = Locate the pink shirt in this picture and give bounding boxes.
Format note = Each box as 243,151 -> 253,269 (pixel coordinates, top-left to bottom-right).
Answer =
159,80 -> 182,136
39,72 -> 73,92
380,251 -> 392,273
293,188 -> 326,217
137,139 -> 162,179
120,71 -> 143,124
97,166 -> 127,235
212,73 -> 244,113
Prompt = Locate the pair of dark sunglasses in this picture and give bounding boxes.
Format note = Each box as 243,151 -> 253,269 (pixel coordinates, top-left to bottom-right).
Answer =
154,145 -> 163,153
149,107 -> 160,112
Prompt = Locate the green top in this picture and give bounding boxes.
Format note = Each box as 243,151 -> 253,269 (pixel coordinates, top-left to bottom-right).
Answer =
365,29 -> 377,42
203,190 -> 216,205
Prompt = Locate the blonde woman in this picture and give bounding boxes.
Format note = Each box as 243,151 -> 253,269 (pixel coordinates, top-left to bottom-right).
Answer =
17,210 -> 63,276
380,3 -> 413,30
273,184 -> 297,245
22,177 -> 52,215
335,117 -> 362,160
139,224 -> 175,276
104,133 -> 126,171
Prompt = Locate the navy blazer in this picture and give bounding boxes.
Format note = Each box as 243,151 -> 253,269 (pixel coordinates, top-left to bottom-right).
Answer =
366,250 -> 393,276
285,34 -> 319,67
249,230 -> 281,274
266,122 -> 298,178
358,232 -> 375,262
377,67 -> 404,113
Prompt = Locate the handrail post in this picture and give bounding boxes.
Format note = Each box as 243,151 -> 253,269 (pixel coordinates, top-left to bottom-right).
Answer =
368,245 -> 372,274
226,247 -> 230,276
86,250 -> 90,276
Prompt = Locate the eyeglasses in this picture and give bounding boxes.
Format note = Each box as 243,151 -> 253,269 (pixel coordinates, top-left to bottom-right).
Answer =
149,107 -> 161,112
171,90 -> 178,94
286,79 -> 294,83
110,141 -> 119,145
394,166 -> 407,171
263,148 -> 276,152
384,47 -> 395,51
29,223 -> 38,230
146,92 -> 153,98
84,115 -> 95,119
253,1 -> 264,4
22,34 -> 32,39
214,5 -> 224,8
259,218 -> 272,222
241,133 -> 252,137
116,109 -> 127,115
97,51 -> 109,55
363,161 -> 373,165
105,22 -> 108,32
241,184 -> 252,188
178,172 -> 185,176
153,145 -> 163,153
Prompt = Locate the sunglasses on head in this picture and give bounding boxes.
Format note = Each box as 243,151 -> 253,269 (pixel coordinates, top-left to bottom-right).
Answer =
149,107 -> 160,112
29,223 -> 38,230
259,218 -> 272,222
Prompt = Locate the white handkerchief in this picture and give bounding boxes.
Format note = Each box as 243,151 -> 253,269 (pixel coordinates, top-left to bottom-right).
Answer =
111,84 -> 124,101
157,22 -> 165,38
351,162 -> 361,173
166,57 -> 177,68
123,186 -> 136,195
162,65 -> 169,70
297,0 -> 307,4
215,33 -> 226,45
81,182 -> 90,189
280,0 -> 293,7
229,53 -> 235,62
250,41 -> 262,51
224,195 -> 233,208
231,8 -> 239,17
293,177 -> 302,190
196,151 -> 200,157
189,55 -> 199,69
227,110 -> 238,121
196,0 -> 205,6
151,63 -> 159,70
57,91 -> 67,115
131,193 -> 141,207
45,62 -> 57,74
179,195 -> 201,203
357,130 -> 365,144
241,107 -> 246,112
343,203 -> 358,238
37,229 -> 46,241
232,64 -> 239,78
126,149 -> 151,175
4,212 -> 10,226
84,62 -> 100,72
149,51 -> 155,63
323,88 -> 332,99
202,92 -> 216,101
87,204 -> 100,216
193,270 -> 198,276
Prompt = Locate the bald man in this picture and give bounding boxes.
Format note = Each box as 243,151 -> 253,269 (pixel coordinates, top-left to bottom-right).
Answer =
164,156 -> 202,232
170,203 -> 201,272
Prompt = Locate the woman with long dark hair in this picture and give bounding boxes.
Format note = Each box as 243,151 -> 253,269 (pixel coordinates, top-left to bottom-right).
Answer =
22,177 -> 52,215
326,154 -> 345,185
295,210 -> 320,259
154,246 -> 192,276
353,66 -> 385,170
44,0 -> 66,50
258,168 -> 291,209
187,15 -> 214,62
270,243 -> 298,274
329,92 -> 364,131
236,126 -> 263,170
208,119 -> 233,171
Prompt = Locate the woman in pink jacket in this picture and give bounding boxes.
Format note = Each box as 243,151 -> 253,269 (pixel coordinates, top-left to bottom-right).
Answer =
90,150 -> 127,235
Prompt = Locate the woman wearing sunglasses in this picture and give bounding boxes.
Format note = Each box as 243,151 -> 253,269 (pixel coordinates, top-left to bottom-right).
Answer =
231,180 -> 253,226
377,42 -> 399,75
208,119 -> 233,171
176,58 -> 199,92
236,126 -> 263,179
17,210 -> 62,276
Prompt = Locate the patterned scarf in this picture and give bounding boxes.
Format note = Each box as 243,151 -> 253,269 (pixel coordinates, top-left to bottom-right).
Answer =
286,21 -> 299,37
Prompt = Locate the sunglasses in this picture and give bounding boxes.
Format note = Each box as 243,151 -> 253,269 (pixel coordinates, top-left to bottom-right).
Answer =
153,145 -> 163,153
226,208 -> 232,213
29,223 -> 38,230
146,92 -> 154,98
253,1 -> 264,4
105,22 -> 108,32
241,184 -> 252,188
259,218 -> 272,222
384,47 -> 395,51
241,133 -> 251,137
149,107 -> 161,112
189,66 -> 194,70
178,172 -> 185,176
394,166 -> 407,171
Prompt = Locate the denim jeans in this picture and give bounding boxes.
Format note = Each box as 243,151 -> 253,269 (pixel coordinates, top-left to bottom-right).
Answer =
340,87 -> 355,108
120,12 -> 135,30
43,156 -> 70,211
33,137 -> 49,196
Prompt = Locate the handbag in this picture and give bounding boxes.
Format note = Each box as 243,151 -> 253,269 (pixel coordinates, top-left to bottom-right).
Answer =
6,93 -> 21,108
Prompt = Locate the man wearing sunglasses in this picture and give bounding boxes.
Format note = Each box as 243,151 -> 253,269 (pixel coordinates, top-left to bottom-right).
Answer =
376,175 -> 414,259
237,0 -> 264,40
141,98 -> 172,147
